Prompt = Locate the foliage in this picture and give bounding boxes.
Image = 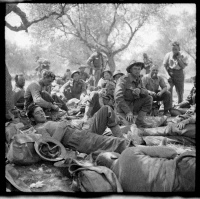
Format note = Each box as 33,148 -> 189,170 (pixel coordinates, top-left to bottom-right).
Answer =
5,3 -> 196,78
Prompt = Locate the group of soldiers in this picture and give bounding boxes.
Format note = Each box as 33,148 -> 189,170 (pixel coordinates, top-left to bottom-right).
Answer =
5,41 -> 196,192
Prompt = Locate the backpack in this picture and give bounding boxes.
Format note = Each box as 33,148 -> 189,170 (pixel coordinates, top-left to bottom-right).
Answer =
68,160 -> 123,192
6,134 -> 42,165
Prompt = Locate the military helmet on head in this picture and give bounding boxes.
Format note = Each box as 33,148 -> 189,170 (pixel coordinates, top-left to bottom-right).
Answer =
126,60 -> 144,73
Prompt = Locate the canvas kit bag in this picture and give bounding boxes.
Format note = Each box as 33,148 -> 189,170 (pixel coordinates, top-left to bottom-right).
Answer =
68,159 -> 123,192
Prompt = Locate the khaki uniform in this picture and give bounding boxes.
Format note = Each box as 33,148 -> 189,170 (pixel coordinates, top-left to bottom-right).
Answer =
60,79 -> 86,100
114,73 -> 152,116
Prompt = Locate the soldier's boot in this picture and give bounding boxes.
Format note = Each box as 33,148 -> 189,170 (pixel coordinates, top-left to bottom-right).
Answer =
135,111 -> 153,128
110,125 -> 124,138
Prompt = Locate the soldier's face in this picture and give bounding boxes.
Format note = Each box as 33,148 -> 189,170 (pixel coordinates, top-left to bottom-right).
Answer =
130,66 -> 141,77
43,77 -> 54,86
104,72 -> 111,80
172,46 -> 180,55
32,107 -> 47,123
73,73 -> 80,81
114,74 -> 122,81
107,85 -> 115,95
151,69 -> 158,79
17,75 -> 25,87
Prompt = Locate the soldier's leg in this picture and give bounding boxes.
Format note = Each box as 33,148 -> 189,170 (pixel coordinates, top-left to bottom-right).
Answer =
133,95 -> 153,128
41,91 -> 54,103
156,91 -> 172,112
168,78 -> 174,107
94,69 -> 101,87
172,70 -> 184,104
51,94 -> 68,111
64,128 -> 130,154
174,78 -> 184,104
90,105 -> 124,137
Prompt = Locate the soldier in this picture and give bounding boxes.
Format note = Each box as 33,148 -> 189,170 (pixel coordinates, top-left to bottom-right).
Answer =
114,61 -> 153,127
35,58 -> 51,79
24,70 -> 68,112
143,53 -> 153,74
113,70 -> 124,83
79,65 -> 90,81
13,74 -> 26,110
163,42 -> 188,106
60,70 -> 87,101
142,65 -> 171,116
97,69 -> 115,89
87,48 -> 108,87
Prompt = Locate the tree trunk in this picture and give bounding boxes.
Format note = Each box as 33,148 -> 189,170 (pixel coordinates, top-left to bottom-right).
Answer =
106,53 -> 116,73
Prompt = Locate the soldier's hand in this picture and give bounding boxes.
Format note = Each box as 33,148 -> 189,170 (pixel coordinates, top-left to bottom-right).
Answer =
126,112 -> 134,123
133,88 -> 141,95
52,104 -> 59,111
157,92 -> 162,97
177,121 -> 186,130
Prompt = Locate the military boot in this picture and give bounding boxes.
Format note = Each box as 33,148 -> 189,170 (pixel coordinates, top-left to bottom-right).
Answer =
135,111 -> 153,128
110,125 -> 124,138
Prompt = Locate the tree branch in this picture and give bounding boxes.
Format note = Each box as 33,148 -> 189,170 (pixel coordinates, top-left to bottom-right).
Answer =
105,4 -> 118,46
6,4 -> 63,32
113,18 -> 144,55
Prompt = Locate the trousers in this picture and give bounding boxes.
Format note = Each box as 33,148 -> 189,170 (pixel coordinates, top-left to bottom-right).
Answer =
62,106 -> 130,154
168,69 -> 184,105
41,91 -> 68,111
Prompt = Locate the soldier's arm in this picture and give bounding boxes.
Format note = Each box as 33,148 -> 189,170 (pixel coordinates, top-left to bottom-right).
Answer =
114,77 -> 132,115
163,53 -> 170,71
140,79 -> 149,97
86,53 -> 95,67
29,83 -> 53,109
159,76 -> 167,94
60,81 -> 70,93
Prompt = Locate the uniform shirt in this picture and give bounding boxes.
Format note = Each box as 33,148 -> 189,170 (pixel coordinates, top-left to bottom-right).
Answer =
97,78 -> 115,89
114,74 -> 149,115
13,85 -> 25,108
142,74 -> 167,93
163,51 -> 188,70
87,52 -> 104,70
79,71 -> 90,81
60,79 -> 86,100
34,120 -> 79,143
62,71 -> 72,82
24,81 -> 52,110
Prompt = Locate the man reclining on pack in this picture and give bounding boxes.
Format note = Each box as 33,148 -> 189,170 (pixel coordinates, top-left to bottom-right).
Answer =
27,104 -> 133,155
95,146 -> 195,192
129,104 -> 196,146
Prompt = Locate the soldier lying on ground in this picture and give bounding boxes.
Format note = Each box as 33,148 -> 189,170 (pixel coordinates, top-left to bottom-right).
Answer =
128,104 -> 196,146
96,146 -> 195,192
27,104 -> 134,154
